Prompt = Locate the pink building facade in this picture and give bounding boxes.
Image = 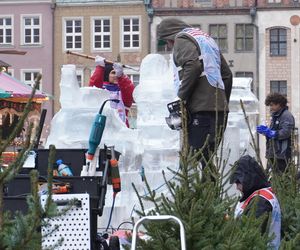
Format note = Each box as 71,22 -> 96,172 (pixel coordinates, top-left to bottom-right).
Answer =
0,0 -> 54,142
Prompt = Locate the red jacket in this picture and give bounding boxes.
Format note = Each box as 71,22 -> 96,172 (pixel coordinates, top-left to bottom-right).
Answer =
89,65 -> 135,126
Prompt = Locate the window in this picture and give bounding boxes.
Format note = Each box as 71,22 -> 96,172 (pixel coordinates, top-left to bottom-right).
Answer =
235,71 -> 253,78
76,69 -> 83,87
22,16 -> 41,45
270,28 -> 287,56
21,70 -> 41,90
157,27 -> 172,53
229,0 -> 243,7
235,24 -> 254,52
128,74 -> 139,86
157,43 -> 172,53
268,0 -> 281,3
194,0 -> 212,7
92,18 -> 111,50
156,24 -> 172,53
209,24 -> 227,52
236,72 -> 254,91
0,16 -> 13,45
121,17 -> 140,49
157,24 -> 201,53
270,80 -> 287,96
64,18 -> 82,50
191,24 -> 201,29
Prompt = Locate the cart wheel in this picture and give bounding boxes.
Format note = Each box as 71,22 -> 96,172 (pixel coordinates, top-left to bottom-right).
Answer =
108,236 -> 120,250
95,233 -> 109,250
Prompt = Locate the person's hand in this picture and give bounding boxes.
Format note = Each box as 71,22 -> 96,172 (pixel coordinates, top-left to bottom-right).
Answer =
113,63 -> 123,77
95,55 -> 105,67
256,125 -> 268,134
256,125 -> 277,138
265,129 -> 277,139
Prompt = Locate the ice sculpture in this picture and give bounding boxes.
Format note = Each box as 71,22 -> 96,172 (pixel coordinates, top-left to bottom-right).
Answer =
44,60 -> 258,227
45,64 -> 141,171
221,77 -> 259,196
59,64 -> 80,108
133,54 -> 180,170
109,55 -> 180,227
45,59 -> 180,228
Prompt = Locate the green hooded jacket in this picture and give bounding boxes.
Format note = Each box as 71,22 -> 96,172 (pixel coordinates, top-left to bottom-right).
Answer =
157,18 -> 233,113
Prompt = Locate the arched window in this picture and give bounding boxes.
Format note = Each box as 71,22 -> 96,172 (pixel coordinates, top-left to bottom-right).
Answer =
270,28 -> 287,56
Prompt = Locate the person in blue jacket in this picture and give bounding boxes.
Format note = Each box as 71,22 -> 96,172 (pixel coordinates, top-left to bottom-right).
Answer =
257,93 -> 295,173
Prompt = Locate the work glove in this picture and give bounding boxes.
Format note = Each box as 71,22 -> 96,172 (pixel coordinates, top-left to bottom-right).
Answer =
113,63 -> 123,77
256,125 -> 268,134
265,129 -> 277,139
256,125 -> 277,139
95,55 -> 105,67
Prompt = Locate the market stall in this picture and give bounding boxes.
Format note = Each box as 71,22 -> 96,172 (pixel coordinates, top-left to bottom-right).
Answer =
0,71 -> 48,163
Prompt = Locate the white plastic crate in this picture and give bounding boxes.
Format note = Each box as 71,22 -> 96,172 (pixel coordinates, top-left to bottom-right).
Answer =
41,193 -> 91,250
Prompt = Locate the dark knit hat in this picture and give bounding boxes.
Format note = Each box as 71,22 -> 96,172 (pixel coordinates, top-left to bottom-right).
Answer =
104,63 -> 114,82
230,155 -> 270,201
157,18 -> 191,44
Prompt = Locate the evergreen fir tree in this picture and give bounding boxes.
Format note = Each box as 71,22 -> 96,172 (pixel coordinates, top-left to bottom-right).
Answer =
0,74 -> 62,249
130,154 -> 270,249
127,100 -> 300,249
271,162 -> 300,249
129,102 -> 271,250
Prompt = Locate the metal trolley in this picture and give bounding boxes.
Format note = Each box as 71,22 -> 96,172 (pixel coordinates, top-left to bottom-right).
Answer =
3,147 -> 120,250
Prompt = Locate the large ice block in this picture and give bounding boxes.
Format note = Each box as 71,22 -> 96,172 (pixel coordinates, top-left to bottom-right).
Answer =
46,58 -> 181,228
59,64 -> 80,108
133,54 -> 180,170
45,65 -> 141,172
220,77 -> 259,196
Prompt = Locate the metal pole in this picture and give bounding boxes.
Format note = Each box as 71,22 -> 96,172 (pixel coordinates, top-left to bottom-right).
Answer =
66,50 -> 139,72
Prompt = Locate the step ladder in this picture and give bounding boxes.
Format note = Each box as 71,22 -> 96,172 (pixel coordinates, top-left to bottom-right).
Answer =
131,215 -> 186,250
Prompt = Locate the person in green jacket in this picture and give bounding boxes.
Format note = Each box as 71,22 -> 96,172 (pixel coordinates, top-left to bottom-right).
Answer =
157,18 -> 233,168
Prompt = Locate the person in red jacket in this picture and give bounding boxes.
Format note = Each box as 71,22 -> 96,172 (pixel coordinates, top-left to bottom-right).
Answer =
89,55 -> 135,127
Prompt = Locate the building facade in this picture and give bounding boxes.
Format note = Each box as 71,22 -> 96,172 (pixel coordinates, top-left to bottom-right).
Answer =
2,0 -> 300,151
53,0 -> 149,113
255,7 -> 300,160
151,0 -> 261,95
254,8 -> 300,125
150,0 -> 300,159
0,0 -> 54,141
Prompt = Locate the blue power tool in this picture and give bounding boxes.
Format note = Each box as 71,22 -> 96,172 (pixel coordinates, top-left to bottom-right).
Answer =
86,99 -> 119,163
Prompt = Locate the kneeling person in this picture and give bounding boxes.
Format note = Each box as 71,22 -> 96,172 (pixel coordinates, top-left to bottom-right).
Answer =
230,155 -> 281,249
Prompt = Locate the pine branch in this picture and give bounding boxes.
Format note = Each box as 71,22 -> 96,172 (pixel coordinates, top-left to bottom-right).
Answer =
240,99 -> 264,169
16,171 -> 42,249
44,145 -> 56,213
141,176 -> 161,213
0,124 -> 35,184
0,74 -> 42,230
131,183 -> 146,216
0,74 -> 41,154
162,170 -> 176,200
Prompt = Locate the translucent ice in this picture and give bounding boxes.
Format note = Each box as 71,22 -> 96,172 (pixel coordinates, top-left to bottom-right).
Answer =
45,65 -> 141,171
45,58 -> 180,228
59,64 -> 80,108
133,54 -> 180,171
46,61 -> 260,226
220,77 -> 259,197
